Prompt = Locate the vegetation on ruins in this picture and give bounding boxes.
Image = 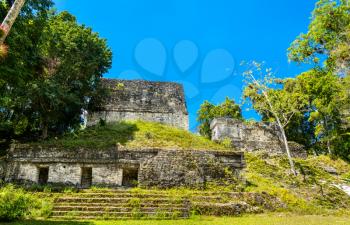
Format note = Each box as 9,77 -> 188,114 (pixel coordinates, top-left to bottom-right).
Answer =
2,148 -> 349,221
195,0 -> 350,163
242,61 -> 308,175
0,0 -> 349,223
33,120 -> 231,151
197,97 -> 242,139
239,0 -> 350,163
0,0 -> 112,149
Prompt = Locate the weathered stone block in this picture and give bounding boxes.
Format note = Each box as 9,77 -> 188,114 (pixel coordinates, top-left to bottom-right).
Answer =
88,79 -> 189,130
138,150 -> 245,188
210,118 -> 307,158
5,144 -> 245,188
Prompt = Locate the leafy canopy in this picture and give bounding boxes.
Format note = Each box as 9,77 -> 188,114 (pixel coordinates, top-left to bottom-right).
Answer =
0,1 -> 112,142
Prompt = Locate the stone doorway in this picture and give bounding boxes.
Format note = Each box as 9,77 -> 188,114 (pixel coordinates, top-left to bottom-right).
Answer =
122,168 -> 139,187
81,167 -> 92,188
38,167 -> 49,185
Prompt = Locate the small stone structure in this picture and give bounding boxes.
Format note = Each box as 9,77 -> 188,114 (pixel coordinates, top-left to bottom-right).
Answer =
88,79 -> 189,130
4,144 -> 245,188
210,118 -> 306,158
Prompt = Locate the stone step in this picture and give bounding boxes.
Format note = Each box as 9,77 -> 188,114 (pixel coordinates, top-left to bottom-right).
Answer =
54,202 -> 184,207
55,197 -> 185,204
53,206 -> 188,212
67,193 -> 173,198
50,215 -> 187,220
79,190 -> 244,197
51,210 -> 188,217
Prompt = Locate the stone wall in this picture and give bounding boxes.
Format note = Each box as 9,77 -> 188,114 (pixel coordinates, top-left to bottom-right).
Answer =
0,159 -> 6,181
88,79 -> 189,130
5,144 -> 245,188
139,150 -> 245,188
210,118 -> 307,158
88,111 -> 188,130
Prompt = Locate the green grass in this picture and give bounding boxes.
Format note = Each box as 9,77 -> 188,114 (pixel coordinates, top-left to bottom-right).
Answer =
32,120 -> 230,151
244,153 -> 350,213
2,215 -> 350,225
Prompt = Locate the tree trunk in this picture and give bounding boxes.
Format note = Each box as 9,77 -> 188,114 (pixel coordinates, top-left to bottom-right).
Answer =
0,0 -> 26,45
260,87 -> 297,176
327,140 -> 332,155
277,120 -> 297,176
324,118 -> 332,155
42,120 -> 48,139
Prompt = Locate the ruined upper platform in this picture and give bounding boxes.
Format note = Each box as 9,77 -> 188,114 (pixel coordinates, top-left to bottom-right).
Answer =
100,79 -> 188,115
88,79 -> 189,130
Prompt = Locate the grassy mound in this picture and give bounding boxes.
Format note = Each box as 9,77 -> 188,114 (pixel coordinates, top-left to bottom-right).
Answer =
35,120 -> 230,151
244,153 -> 350,214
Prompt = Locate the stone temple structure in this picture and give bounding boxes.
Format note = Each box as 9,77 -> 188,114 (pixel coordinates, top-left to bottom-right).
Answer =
87,79 -> 189,130
3,145 -> 245,188
210,118 -> 306,158
0,79 -> 246,189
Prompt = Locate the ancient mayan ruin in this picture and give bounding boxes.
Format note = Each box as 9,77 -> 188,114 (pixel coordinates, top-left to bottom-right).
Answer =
88,79 -> 189,130
210,118 -> 307,158
1,79 -> 246,189
1,80 -> 304,189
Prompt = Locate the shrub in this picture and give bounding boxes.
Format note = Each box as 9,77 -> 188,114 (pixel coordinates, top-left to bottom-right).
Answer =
0,185 -> 52,221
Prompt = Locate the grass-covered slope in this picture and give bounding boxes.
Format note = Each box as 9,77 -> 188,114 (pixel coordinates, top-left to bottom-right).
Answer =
34,121 -> 230,151
244,153 -> 350,214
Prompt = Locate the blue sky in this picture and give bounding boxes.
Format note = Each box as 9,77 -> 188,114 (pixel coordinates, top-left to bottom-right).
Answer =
55,0 -> 315,131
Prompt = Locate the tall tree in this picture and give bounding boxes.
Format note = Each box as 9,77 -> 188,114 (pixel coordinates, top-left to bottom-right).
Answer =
243,62 -> 308,175
0,3 -> 112,141
0,0 -> 53,140
287,0 -> 350,160
28,12 -> 112,139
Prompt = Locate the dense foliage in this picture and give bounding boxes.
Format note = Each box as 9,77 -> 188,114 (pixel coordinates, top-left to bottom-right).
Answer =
288,0 -> 350,75
197,97 -> 242,139
0,0 -> 112,147
286,0 -> 350,160
0,184 -> 51,221
243,0 -> 350,161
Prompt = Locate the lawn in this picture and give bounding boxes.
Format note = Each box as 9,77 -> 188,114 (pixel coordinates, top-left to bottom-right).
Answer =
2,215 -> 350,225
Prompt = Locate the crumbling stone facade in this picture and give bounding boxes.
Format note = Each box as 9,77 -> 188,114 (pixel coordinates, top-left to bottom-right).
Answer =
210,118 -> 307,158
139,150 -> 245,188
4,144 -> 245,188
88,79 -> 189,130
0,159 -> 6,181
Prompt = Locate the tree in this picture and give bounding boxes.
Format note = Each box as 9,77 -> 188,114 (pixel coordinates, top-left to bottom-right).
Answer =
0,0 -> 53,141
243,62 -> 308,175
197,97 -> 242,139
27,12 -> 112,139
287,0 -> 350,160
270,69 -> 349,161
288,0 -> 350,76
0,0 -> 26,45
0,3 -> 112,140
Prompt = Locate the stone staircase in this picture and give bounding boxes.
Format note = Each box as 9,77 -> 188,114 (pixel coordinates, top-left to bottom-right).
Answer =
49,190 -> 283,220
50,190 -> 191,220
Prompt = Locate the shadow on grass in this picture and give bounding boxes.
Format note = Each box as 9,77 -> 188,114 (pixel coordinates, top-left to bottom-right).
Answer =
1,221 -> 94,225
36,121 -> 139,149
